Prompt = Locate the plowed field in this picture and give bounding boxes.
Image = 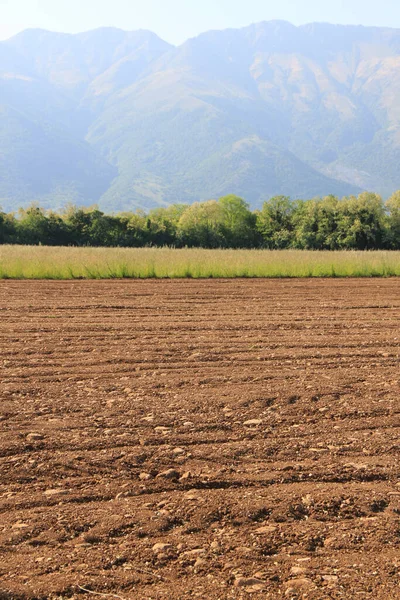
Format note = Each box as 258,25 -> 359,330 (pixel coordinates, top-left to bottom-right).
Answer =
1,279 -> 400,600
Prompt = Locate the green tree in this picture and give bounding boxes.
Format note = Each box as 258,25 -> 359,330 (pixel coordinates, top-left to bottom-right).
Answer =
62,205 -> 94,246
218,195 -> 258,248
256,196 -> 296,248
292,196 -> 340,249
124,210 -> 152,246
335,192 -> 387,250
386,191 -> 400,249
86,210 -> 125,247
16,205 -> 69,245
0,210 -> 17,244
147,204 -> 188,246
177,200 -> 225,247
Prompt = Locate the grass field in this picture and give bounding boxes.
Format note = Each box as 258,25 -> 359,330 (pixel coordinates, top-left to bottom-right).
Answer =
1,245 -> 400,279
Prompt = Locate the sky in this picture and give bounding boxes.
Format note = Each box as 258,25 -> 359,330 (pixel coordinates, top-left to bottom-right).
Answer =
1,0 -> 400,44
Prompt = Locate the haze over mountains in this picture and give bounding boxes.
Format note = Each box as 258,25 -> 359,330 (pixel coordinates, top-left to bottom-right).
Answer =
1,21 -> 400,212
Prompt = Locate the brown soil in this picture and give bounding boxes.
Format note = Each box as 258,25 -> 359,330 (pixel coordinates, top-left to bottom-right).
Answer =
1,279 -> 400,600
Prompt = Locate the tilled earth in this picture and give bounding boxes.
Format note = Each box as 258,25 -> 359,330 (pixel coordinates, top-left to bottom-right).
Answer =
1,279 -> 400,600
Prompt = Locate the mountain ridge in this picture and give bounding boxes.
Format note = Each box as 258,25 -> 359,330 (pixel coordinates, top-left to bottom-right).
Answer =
2,21 -> 400,211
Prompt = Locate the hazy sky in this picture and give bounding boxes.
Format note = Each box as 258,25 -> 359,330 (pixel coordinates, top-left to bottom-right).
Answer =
1,0 -> 400,44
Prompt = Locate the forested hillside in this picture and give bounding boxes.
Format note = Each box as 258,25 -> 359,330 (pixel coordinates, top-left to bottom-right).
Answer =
2,22 -> 400,211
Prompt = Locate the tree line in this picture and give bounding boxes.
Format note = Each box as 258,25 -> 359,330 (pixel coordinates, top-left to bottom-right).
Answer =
1,192 -> 400,249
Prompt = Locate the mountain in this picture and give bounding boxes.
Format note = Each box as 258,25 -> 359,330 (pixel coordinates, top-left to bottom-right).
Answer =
0,28 -> 171,209
1,22 -> 400,211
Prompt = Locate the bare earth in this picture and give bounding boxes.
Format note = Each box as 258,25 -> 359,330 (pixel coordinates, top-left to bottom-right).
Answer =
1,279 -> 400,600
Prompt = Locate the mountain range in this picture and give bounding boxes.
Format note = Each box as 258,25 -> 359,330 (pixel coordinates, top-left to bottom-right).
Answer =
1,21 -> 400,212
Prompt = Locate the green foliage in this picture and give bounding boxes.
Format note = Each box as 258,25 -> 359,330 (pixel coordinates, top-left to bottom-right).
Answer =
256,196 -> 297,249
218,195 -> 258,248
1,191 -> 400,250
16,205 -> 70,245
0,210 -> 17,244
177,201 -> 226,248
334,193 -> 387,250
386,191 -> 400,249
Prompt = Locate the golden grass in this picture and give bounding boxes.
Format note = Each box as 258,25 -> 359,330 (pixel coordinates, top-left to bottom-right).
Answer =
1,245 -> 400,279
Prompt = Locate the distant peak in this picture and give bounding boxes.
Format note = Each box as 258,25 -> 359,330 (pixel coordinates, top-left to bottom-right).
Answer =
10,27 -> 73,38
76,26 -> 126,37
258,19 -> 296,26
300,21 -> 398,32
249,20 -> 298,31
7,26 -> 172,48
